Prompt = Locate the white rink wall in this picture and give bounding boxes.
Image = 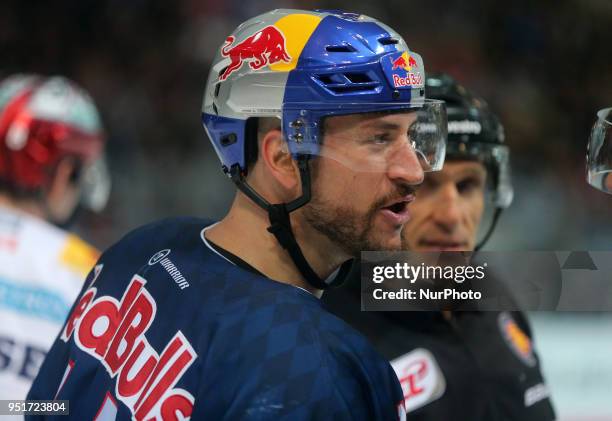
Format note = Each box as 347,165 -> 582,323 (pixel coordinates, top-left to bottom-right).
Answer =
530,313 -> 612,421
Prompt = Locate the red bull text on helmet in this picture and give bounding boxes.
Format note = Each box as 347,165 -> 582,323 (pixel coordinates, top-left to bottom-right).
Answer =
390,52 -> 422,88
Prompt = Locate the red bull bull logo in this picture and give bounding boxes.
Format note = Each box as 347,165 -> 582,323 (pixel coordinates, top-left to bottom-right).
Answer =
391,52 -> 417,72
219,26 -> 292,81
389,51 -> 423,88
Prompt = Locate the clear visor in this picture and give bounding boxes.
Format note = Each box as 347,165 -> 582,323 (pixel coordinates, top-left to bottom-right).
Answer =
80,156 -> 111,212
587,107 -> 612,193
446,142 -> 513,208
282,99 -> 447,174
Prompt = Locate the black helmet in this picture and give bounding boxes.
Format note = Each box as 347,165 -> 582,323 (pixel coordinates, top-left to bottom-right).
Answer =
426,73 -> 514,249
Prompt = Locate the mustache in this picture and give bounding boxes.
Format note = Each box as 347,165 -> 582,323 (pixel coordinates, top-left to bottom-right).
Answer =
372,183 -> 418,210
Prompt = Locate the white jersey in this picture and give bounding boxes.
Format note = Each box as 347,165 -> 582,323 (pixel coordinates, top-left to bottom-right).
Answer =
0,205 -> 98,402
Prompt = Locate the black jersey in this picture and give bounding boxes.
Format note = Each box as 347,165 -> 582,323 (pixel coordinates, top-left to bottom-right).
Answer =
323,278 -> 556,420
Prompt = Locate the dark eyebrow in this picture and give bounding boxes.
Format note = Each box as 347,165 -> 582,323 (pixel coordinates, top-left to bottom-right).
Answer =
456,166 -> 487,179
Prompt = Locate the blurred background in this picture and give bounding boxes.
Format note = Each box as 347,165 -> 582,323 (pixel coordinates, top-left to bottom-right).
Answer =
1,0 -> 611,419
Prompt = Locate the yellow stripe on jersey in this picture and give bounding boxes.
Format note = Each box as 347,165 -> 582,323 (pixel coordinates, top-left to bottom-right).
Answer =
269,14 -> 322,72
59,234 -> 99,277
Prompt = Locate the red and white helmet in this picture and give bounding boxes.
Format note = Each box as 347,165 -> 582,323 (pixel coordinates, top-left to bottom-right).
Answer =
0,74 -> 110,211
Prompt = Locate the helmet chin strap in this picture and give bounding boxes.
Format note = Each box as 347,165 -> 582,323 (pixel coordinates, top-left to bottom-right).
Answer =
475,207 -> 502,251
230,155 -> 353,290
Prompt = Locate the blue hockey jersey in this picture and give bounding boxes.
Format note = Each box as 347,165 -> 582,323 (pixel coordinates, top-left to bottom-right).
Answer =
27,218 -> 405,420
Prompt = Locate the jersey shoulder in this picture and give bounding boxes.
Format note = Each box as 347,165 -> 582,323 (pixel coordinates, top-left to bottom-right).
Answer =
57,234 -> 99,278
96,216 -> 215,278
106,216 -> 212,256
0,205 -> 98,279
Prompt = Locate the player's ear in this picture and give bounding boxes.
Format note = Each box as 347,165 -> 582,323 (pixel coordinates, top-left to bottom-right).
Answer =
44,156 -> 81,223
48,157 -> 80,197
260,128 -> 300,191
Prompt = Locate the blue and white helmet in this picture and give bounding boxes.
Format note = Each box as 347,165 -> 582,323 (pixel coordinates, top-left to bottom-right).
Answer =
202,9 -> 446,177
200,9 -> 447,289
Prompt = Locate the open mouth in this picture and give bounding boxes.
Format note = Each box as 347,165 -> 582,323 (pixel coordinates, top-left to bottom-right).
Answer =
378,195 -> 414,225
384,201 -> 408,214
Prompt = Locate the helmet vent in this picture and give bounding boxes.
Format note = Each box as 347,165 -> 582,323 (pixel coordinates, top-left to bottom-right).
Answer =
345,73 -> 371,84
325,44 -> 356,53
314,72 -> 380,95
316,74 -> 336,84
378,37 -> 399,45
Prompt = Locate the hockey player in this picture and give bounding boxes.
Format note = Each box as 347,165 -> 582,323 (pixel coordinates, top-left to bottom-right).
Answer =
587,107 -> 612,193
0,74 -> 110,401
324,73 -> 556,420
27,10 -> 447,420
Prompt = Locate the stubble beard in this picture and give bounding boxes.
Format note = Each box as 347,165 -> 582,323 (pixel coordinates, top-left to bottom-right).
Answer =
302,194 -> 401,257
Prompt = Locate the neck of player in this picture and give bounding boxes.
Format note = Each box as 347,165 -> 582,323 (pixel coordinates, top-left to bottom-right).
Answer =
205,192 -> 350,298
0,195 -> 47,220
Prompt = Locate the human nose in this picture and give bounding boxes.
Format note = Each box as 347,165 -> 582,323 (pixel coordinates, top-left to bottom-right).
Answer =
386,141 -> 425,186
431,183 -> 462,232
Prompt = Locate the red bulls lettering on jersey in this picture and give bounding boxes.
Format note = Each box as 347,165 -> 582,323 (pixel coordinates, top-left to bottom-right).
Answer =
61,288 -> 97,342
160,390 -> 194,421
60,275 -> 197,420
75,278 -> 144,360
